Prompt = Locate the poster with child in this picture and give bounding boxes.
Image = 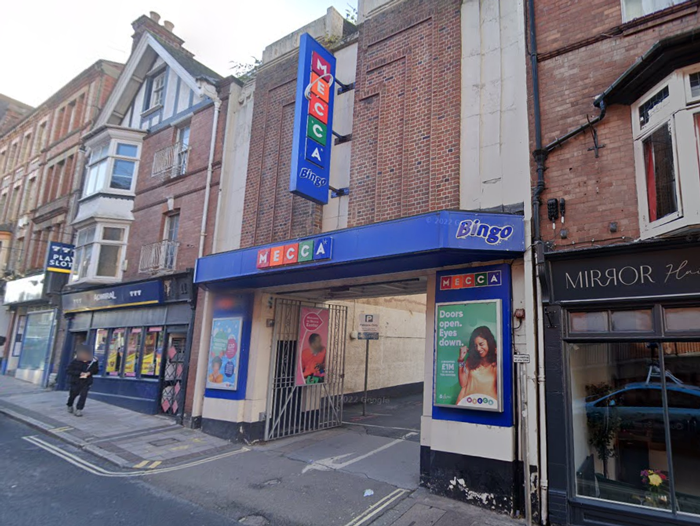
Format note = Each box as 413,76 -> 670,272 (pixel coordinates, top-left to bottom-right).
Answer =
206,317 -> 243,390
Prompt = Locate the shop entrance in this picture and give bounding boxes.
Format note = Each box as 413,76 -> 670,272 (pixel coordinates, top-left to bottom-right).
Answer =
265,276 -> 428,446
160,329 -> 188,416
265,299 -> 348,440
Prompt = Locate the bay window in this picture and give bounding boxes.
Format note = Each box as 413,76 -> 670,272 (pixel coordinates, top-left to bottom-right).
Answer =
71,223 -> 128,283
633,65 -> 700,237
83,141 -> 139,196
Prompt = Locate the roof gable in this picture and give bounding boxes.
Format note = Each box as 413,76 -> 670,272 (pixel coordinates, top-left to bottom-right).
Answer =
96,33 -> 221,128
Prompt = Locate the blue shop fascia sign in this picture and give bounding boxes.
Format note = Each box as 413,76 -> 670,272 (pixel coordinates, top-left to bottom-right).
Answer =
195,211 -> 525,286
63,280 -> 163,313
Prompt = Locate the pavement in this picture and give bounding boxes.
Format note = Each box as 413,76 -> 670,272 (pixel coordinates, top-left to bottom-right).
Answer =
0,375 -> 240,469
0,375 -> 524,526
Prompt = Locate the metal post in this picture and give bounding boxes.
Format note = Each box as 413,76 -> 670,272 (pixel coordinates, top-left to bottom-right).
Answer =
519,360 -> 532,526
362,339 -> 370,416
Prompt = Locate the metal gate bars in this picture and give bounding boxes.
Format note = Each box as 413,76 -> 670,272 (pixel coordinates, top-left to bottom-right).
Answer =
265,299 -> 347,441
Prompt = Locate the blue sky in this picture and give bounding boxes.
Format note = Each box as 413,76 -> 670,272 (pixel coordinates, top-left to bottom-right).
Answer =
0,0 -> 355,107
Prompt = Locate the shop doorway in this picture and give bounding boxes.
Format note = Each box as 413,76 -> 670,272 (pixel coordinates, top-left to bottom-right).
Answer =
265,276 -> 428,444
265,299 -> 348,440
159,330 -> 187,416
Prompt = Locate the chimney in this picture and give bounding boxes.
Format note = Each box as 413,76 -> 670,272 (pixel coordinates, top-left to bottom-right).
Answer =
131,13 -> 190,55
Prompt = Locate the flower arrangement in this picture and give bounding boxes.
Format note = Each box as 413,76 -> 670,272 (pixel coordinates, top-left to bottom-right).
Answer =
640,469 -> 669,508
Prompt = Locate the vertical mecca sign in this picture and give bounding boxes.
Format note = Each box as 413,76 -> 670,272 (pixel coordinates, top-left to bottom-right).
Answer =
289,33 -> 337,205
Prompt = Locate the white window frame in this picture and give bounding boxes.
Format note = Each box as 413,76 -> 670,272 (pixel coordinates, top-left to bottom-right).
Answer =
70,223 -> 129,284
632,67 -> 700,238
82,140 -> 140,197
621,0 -> 686,23
148,71 -> 166,111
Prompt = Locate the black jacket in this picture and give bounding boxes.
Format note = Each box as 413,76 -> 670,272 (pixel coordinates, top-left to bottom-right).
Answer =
66,358 -> 99,387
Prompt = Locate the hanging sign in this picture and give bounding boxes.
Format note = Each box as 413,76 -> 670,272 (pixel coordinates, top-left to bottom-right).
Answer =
46,242 -> 75,273
289,32 -> 337,205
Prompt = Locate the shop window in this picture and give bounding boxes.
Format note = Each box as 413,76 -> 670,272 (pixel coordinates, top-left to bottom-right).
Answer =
17,311 -> 55,371
611,310 -> 654,332
123,328 -> 143,377
105,328 -> 125,376
92,329 -> 109,374
570,309 -> 654,334
664,307 -> 700,332
141,327 -> 164,377
622,0 -> 686,22
570,341 -> 700,515
570,311 -> 609,332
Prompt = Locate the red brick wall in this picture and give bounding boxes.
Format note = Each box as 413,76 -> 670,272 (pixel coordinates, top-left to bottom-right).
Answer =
239,54 -> 322,248
348,0 -> 462,227
125,99 -> 228,280
531,1 -> 700,250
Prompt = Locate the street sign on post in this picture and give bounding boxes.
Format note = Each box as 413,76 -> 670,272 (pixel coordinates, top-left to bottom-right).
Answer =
358,313 -> 380,415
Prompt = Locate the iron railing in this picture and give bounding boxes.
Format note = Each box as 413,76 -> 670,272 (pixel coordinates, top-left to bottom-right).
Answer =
151,142 -> 190,178
139,240 -> 179,273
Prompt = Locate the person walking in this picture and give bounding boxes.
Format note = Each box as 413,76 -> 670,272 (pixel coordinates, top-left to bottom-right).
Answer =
66,344 -> 99,417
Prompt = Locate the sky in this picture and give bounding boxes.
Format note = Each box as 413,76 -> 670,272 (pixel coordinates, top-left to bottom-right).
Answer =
0,0 -> 355,107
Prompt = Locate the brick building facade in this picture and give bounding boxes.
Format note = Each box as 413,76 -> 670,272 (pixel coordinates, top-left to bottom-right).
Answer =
192,0 -> 537,517
529,1 -> 700,524
0,61 -> 122,384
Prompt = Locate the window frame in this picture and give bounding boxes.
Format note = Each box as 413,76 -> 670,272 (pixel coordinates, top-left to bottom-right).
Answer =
82,140 -> 140,197
144,69 -> 167,112
70,223 -> 129,284
91,326 -> 165,380
632,69 -> 700,238
620,0 -> 687,23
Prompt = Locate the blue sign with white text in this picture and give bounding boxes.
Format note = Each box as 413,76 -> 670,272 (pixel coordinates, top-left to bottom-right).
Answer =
289,33 -> 337,205
46,242 -> 75,274
62,280 -> 164,313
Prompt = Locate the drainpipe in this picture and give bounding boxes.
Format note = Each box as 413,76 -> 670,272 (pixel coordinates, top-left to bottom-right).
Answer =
526,1 -> 548,523
197,80 -> 222,259
188,80 -> 221,423
528,0 -> 608,522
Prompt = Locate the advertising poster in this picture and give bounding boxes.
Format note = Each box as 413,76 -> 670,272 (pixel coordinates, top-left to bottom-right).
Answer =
434,300 -> 502,412
206,317 -> 243,390
295,307 -> 330,386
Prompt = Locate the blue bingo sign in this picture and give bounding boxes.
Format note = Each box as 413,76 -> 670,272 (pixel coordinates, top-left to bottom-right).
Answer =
289,33 -> 336,205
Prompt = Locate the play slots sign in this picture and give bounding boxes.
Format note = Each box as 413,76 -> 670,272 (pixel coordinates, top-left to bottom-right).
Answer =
289,33 -> 337,205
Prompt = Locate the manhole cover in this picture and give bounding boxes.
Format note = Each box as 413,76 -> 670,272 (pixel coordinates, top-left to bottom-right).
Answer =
148,437 -> 181,447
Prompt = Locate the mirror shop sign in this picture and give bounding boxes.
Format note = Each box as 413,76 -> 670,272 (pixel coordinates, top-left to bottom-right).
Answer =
550,246 -> 700,302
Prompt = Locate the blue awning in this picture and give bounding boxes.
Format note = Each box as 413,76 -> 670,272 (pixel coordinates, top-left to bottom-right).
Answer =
195,210 -> 525,290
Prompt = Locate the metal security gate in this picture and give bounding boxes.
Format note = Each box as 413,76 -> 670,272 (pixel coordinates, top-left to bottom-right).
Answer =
265,299 -> 347,441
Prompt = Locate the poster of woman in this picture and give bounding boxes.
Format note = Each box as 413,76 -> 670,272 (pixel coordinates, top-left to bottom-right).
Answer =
206,317 -> 243,390
434,300 -> 502,412
295,307 -> 330,386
